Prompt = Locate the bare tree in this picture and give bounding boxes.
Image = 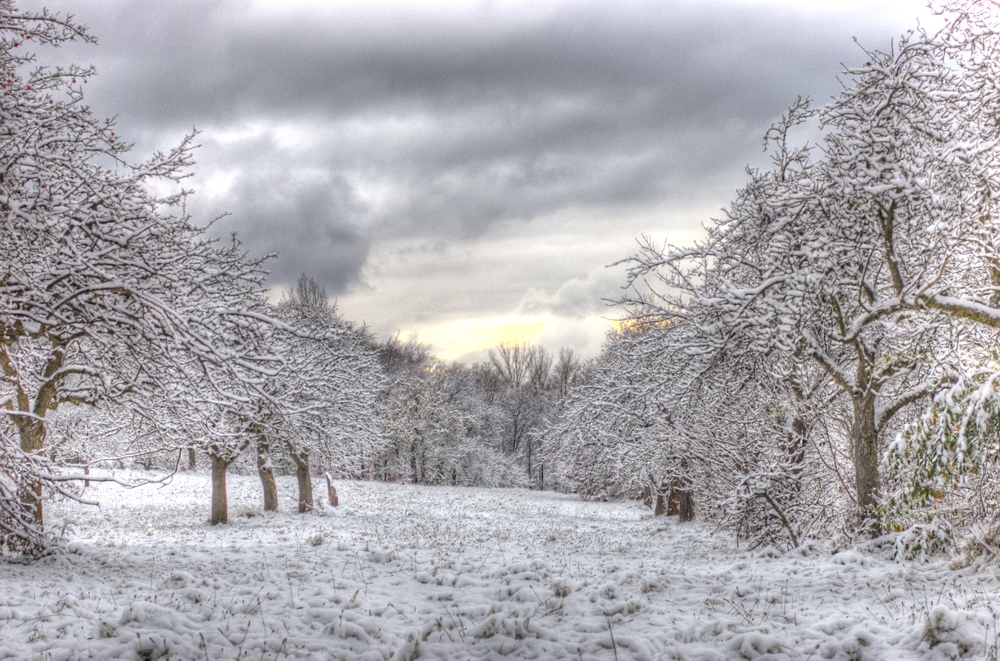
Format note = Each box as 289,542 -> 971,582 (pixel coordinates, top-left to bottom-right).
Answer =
485,343 -> 558,482
554,348 -> 581,398
488,343 -> 534,390
280,273 -> 332,312
378,334 -> 432,383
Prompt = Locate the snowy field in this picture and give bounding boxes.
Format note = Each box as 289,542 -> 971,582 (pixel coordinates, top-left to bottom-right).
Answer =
2,474 -> 1000,660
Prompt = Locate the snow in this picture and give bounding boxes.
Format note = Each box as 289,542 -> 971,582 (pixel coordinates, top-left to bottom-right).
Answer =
2,473 -> 1000,660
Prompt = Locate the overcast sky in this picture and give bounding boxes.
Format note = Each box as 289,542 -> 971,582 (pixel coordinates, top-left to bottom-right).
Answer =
27,0 -> 935,362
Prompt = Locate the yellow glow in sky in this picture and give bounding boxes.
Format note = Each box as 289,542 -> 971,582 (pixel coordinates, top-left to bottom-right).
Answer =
409,319 -> 550,362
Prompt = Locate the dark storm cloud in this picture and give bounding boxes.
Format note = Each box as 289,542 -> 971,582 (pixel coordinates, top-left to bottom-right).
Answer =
26,0 -> 923,310
198,134 -> 371,291
226,176 -> 370,293
72,1 -> 879,125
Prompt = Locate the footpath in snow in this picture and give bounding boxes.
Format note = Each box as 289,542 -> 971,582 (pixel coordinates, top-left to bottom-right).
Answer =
1,472 -> 999,660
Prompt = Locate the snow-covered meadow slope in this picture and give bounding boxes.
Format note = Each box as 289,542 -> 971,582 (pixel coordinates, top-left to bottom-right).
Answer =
2,475 -> 999,660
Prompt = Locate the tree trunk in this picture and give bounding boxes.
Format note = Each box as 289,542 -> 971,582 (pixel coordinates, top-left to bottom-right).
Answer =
256,435 -> 279,512
641,484 -> 652,508
676,486 -> 695,522
668,475 -> 695,522
18,420 -> 45,529
850,393 -> 881,536
210,453 -> 229,525
188,448 -> 197,471
410,439 -> 421,483
325,472 -> 339,507
780,415 -> 808,505
786,416 -> 808,476
290,451 -> 313,513
666,487 -> 679,516
654,481 -> 668,516
525,439 -> 533,483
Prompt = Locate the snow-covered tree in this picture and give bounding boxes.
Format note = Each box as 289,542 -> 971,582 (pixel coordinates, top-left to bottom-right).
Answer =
379,369 -> 472,485
622,80 -> 953,535
261,289 -> 384,512
139,276 -> 386,523
378,334 -> 433,385
0,1 -> 275,549
617,0 -> 1000,539
542,316 -> 848,548
376,361 -> 525,488
846,1 -> 1000,549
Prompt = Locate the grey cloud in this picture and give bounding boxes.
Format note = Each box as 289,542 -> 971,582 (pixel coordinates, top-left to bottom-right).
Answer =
53,0 -> 904,172
22,0 -> 930,343
199,141 -> 371,292
66,1 -> 887,125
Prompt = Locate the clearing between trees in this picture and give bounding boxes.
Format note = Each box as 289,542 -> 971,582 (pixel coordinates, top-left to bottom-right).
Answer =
1,473 -> 997,660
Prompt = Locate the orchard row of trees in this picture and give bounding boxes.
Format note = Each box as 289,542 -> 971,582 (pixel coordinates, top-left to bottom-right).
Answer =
0,1 -> 393,555
0,0 -> 264,552
542,0 -> 1000,556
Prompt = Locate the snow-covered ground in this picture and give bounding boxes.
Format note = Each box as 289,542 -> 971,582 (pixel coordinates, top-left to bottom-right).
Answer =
2,473 -> 999,660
